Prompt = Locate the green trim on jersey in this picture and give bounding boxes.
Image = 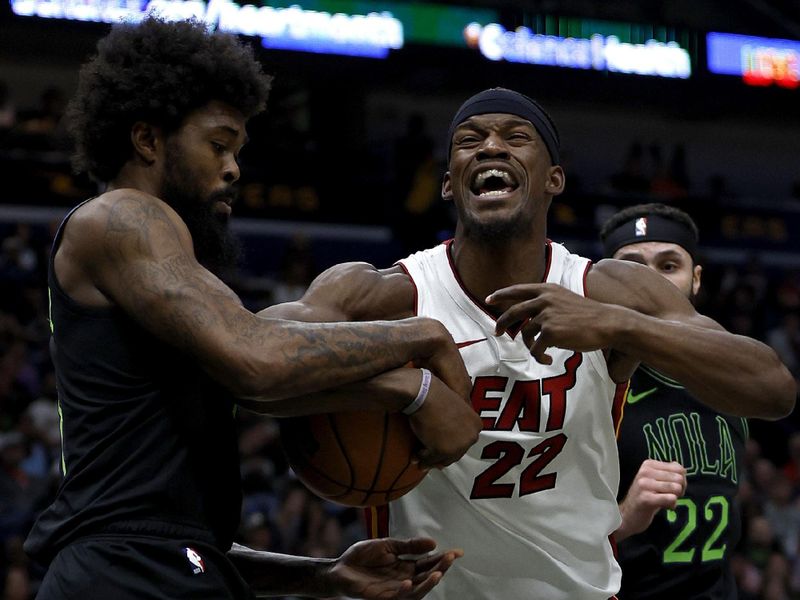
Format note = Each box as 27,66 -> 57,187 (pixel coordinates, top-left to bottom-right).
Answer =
57,398 -> 66,476
47,287 -> 54,334
640,364 -> 684,389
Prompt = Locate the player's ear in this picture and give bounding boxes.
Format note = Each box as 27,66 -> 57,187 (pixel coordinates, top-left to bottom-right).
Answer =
131,121 -> 162,166
442,171 -> 453,202
545,165 -> 565,195
692,264 -> 702,296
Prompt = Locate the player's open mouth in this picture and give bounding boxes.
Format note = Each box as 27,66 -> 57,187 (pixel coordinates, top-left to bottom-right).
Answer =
470,168 -> 519,198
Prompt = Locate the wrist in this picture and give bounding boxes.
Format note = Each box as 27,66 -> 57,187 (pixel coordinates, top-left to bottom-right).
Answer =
402,368 -> 431,415
614,501 -> 633,542
405,317 -> 448,356
606,304 -> 644,350
314,558 -> 339,597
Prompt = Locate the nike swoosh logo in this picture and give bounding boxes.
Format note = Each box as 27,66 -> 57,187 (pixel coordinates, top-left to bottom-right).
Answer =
627,387 -> 658,405
456,338 -> 487,349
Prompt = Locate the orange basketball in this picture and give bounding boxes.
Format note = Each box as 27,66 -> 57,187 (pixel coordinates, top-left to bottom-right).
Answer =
279,410 -> 428,507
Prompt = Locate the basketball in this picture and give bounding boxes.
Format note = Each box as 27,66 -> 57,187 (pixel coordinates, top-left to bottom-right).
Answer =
279,410 -> 428,507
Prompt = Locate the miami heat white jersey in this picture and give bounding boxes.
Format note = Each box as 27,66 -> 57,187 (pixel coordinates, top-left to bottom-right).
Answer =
371,240 -> 625,599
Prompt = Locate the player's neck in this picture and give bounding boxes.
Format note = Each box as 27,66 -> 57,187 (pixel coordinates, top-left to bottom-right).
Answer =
107,161 -> 164,198
449,233 -> 548,314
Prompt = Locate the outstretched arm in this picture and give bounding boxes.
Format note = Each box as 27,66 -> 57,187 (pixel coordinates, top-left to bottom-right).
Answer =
488,259 -> 795,419
59,191 -> 460,409
229,538 -> 462,599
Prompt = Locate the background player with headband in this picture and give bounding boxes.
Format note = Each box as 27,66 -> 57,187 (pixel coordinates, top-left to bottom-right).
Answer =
262,87 -> 794,598
602,203 -> 748,599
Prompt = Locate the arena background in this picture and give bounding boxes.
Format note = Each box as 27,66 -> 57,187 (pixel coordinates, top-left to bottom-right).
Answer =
0,1 -> 799,598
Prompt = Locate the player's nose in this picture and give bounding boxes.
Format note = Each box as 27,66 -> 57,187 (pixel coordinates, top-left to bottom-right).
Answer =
222,157 -> 240,184
476,132 -> 510,160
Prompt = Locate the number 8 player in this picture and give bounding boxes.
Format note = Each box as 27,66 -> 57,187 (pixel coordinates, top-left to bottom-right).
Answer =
264,89 -> 795,598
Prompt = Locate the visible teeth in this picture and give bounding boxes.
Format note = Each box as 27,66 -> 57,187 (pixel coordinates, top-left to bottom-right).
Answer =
478,189 -> 509,197
474,168 -> 514,187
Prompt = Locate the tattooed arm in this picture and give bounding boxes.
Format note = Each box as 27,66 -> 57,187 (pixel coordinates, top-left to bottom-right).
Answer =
53,190 -> 466,410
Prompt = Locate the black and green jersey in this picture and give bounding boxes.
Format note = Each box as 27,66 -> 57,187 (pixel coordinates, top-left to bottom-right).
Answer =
25,201 -> 242,565
617,364 -> 747,600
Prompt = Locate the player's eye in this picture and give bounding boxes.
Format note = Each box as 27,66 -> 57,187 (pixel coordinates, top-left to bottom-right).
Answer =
211,141 -> 226,153
455,132 -> 482,145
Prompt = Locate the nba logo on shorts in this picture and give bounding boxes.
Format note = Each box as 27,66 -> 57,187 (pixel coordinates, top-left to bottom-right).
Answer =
635,217 -> 648,236
184,547 -> 205,575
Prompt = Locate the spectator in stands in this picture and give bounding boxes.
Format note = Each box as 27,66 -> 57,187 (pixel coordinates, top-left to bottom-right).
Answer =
768,312 -> 800,383
609,141 -> 650,194
0,80 -> 16,132
763,473 -> 800,559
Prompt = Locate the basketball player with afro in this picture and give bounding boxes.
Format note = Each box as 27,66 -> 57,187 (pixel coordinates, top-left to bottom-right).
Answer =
263,88 -> 795,598
602,203 -> 748,599
24,17 -> 482,599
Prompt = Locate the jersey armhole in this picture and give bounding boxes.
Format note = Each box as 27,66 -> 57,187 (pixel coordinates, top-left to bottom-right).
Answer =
578,260 -> 615,383
395,261 -> 419,317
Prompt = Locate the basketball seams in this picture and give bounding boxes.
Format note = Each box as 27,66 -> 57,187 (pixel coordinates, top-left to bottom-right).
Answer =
383,459 -> 417,504
327,414 -> 356,491
361,412 -> 392,505
281,410 -> 428,506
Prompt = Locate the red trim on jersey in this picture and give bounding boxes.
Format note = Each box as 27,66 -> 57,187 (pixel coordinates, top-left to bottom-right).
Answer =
363,505 -> 390,539
612,381 -> 629,438
581,259 -> 593,297
395,261 -> 419,317
543,238 -> 553,282
443,238 -> 553,339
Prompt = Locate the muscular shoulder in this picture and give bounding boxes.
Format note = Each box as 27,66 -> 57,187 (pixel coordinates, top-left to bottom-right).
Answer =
303,262 -> 415,321
57,190 -> 198,306
66,189 -> 191,257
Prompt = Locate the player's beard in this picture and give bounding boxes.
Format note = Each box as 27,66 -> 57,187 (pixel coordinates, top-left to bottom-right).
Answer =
458,205 -> 534,245
161,145 -> 242,277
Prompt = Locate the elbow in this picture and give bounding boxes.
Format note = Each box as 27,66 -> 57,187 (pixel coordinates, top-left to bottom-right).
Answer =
774,367 -> 797,420
758,365 -> 797,420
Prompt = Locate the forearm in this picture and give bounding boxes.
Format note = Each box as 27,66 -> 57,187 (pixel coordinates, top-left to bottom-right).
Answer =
237,366 -> 421,416
610,307 -> 796,419
228,543 -> 335,598
220,316 -> 443,405
614,500 -> 637,542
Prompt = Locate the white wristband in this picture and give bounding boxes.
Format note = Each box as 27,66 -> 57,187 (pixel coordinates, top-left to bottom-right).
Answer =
402,368 -> 431,415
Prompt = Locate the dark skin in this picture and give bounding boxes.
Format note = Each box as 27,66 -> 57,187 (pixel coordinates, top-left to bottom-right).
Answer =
56,100 -> 473,597
265,112 -> 795,423
232,538 -> 462,599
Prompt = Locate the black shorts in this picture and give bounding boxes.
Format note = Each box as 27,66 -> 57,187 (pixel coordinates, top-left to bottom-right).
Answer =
37,534 -> 254,600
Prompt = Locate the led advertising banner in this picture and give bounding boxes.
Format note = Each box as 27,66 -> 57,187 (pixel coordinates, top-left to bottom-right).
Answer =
707,32 -> 800,88
8,0 -> 498,58
464,17 -> 693,78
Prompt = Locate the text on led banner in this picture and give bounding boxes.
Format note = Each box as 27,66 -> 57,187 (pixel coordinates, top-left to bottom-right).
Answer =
464,22 -> 692,78
707,32 -> 800,89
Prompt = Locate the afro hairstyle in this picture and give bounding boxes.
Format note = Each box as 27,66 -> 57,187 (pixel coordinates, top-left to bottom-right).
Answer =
66,17 -> 272,183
